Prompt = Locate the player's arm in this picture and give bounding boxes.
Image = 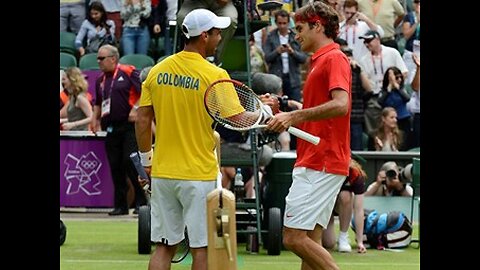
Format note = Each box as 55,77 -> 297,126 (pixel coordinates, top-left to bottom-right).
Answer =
266,89 -> 349,133
135,105 -> 154,169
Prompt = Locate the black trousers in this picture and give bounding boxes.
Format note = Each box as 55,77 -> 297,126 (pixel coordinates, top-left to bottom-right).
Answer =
104,122 -> 147,210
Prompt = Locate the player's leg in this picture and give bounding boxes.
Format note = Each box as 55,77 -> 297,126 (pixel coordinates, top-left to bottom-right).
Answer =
283,167 -> 344,270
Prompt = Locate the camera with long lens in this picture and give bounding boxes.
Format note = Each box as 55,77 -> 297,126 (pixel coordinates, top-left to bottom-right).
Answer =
277,95 -> 290,112
385,163 -> 413,183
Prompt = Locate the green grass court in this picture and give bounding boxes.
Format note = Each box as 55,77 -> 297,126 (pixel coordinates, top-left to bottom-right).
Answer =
60,219 -> 420,270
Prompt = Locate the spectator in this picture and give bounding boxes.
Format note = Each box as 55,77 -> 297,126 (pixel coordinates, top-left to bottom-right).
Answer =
323,159 -> 367,254
76,1 -> 116,56
266,2 -> 351,270
134,9 -> 231,270
357,30 -> 407,148
338,0 -> 384,62
60,0 -> 87,34
378,67 -> 411,150
92,44 -> 147,215
402,0 -> 420,85
263,9 -> 308,103
337,39 -> 371,150
407,53 -> 420,148
60,67 -> 93,131
250,34 -> 268,74
364,161 -> 413,197
149,0 -> 172,58
176,0 -> 238,65
92,0 -> 124,42
357,0 -> 404,50
121,0 -> 152,55
373,107 -> 402,152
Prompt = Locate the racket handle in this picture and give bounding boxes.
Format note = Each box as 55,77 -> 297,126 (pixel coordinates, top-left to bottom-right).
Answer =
287,127 -> 320,145
130,152 -> 151,194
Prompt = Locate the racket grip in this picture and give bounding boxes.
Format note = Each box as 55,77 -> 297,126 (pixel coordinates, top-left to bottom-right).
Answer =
130,152 -> 150,180
287,127 -> 320,145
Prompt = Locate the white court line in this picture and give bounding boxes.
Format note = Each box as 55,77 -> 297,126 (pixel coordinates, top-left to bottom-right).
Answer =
63,259 -> 419,266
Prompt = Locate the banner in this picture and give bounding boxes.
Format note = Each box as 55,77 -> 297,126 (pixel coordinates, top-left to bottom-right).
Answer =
60,135 -> 114,207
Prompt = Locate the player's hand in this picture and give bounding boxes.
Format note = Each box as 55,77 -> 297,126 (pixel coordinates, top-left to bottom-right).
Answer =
266,111 -> 293,133
138,166 -> 152,192
259,93 -> 280,114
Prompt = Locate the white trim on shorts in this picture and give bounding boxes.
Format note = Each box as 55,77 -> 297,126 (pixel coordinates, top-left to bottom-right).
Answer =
283,167 -> 346,230
150,177 -> 215,248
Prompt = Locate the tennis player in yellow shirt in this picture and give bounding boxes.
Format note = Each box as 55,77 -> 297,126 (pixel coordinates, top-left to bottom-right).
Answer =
135,8 -> 242,270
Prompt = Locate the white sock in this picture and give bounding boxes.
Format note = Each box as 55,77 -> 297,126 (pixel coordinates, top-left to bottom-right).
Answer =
339,231 -> 348,239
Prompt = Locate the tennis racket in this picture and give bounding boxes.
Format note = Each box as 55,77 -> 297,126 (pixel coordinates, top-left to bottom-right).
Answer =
130,151 -> 190,263
172,227 -> 190,263
130,152 -> 151,193
204,79 -> 320,145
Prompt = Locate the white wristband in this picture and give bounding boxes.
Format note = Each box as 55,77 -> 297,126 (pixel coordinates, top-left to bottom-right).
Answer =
139,149 -> 153,167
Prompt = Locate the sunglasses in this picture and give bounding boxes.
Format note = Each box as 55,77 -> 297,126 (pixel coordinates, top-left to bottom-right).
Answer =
414,0 -> 420,3
97,55 -> 113,61
395,75 -> 403,80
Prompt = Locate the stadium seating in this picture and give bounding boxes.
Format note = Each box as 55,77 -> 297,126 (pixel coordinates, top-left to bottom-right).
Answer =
119,54 -> 155,70
79,53 -> 100,70
60,52 -> 78,70
60,31 -> 77,56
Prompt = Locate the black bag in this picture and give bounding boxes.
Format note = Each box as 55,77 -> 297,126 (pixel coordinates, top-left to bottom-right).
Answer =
86,34 -> 115,53
352,209 -> 413,249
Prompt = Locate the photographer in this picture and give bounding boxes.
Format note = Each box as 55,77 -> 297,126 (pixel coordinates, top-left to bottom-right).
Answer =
364,161 -> 412,197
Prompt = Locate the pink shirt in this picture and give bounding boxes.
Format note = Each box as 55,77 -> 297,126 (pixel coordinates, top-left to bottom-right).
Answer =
295,42 -> 351,176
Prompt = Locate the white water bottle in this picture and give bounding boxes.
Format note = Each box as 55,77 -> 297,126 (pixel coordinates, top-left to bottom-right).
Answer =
234,168 -> 245,202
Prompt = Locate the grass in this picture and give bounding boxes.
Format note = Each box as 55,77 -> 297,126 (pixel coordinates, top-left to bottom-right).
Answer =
60,219 -> 419,270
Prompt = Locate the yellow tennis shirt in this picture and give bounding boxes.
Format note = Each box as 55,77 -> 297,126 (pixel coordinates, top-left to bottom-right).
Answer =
140,51 -> 238,180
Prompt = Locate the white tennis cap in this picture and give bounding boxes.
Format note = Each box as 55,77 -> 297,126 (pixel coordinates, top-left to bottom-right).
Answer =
182,9 -> 231,39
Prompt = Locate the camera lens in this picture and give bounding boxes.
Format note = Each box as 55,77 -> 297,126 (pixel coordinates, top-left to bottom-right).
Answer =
385,169 -> 397,179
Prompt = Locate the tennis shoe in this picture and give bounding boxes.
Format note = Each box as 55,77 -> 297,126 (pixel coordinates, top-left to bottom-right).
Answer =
337,235 -> 352,253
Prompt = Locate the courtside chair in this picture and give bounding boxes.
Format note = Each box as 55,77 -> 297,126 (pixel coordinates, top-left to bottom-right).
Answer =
79,53 -> 100,70
60,52 -> 78,70
410,157 -> 420,248
60,31 -> 77,56
119,54 -> 155,70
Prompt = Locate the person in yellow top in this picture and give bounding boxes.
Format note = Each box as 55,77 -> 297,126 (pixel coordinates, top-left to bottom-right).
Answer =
135,8 -> 234,270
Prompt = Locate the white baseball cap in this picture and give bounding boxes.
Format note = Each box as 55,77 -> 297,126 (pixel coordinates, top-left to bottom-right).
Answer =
182,9 -> 231,39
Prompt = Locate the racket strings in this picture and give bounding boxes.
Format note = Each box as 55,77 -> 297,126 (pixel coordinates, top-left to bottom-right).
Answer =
205,81 -> 262,129
172,229 -> 190,263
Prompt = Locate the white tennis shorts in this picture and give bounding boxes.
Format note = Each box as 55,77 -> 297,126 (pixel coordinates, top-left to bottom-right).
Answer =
150,177 -> 216,248
284,167 -> 345,230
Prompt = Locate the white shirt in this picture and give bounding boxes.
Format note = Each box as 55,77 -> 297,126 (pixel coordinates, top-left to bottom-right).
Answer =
358,45 -> 408,94
339,20 -> 384,62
